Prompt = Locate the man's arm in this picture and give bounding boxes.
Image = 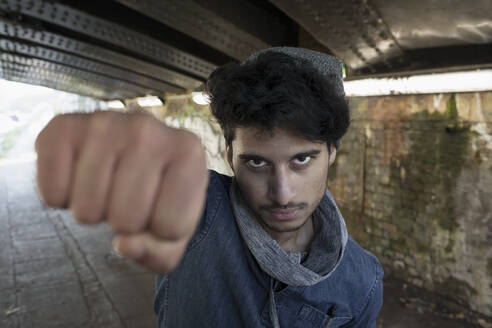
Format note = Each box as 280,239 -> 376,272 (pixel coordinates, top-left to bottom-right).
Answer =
35,110 -> 209,273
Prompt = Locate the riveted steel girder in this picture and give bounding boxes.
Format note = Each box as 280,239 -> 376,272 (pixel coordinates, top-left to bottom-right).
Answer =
0,0 -> 217,79
0,63 -> 131,99
269,0 -> 405,71
114,0 -> 269,61
0,65 -> 130,99
0,52 -> 155,99
0,20 -> 202,91
0,37 -> 183,94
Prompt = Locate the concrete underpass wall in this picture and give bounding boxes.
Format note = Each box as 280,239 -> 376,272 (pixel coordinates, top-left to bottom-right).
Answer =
331,92 -> 492,317
150,91 -> 492,317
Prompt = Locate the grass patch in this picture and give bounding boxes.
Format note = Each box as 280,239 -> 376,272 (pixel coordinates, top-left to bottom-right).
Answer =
0,127 -> 23,158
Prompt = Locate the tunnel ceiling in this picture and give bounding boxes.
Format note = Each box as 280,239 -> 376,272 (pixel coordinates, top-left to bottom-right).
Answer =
0,0 -> 491,100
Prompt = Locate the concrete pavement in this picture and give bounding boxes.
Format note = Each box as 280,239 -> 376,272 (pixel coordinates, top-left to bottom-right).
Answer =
0,157 -> 157,327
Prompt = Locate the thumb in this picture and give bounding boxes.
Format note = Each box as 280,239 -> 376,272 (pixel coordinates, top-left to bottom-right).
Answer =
113,232 -> 188,274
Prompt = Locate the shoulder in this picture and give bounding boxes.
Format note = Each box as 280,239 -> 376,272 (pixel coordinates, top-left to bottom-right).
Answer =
343,236 -> 383,278
209,169 -> 233,192
336,236 -> 384,321
186,170 -> 232,250
204,170 -> 232,216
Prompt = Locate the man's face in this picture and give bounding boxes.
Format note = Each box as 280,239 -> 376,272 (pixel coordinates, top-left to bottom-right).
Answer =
226,127 -> 336,235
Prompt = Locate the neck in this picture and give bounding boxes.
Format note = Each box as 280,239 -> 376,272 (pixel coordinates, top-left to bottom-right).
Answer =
262,216 -> 315,252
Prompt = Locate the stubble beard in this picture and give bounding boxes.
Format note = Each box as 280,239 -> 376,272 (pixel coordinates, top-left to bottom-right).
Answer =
257,208 -> 314,233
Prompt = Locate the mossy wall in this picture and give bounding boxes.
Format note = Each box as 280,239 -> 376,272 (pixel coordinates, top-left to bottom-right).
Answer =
330,91 -> 492,317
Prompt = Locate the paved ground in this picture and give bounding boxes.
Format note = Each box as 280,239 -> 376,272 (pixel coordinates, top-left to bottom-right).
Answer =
0,158 -> 157,327
0,118 -> 488,328
1,116 -> 156,328
379,278 -> 488,328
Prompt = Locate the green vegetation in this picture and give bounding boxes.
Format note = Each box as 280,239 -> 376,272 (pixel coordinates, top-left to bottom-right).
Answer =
0,127 -> 22,158
178,105 -> 197,125
388,96 -> 472,258
445,94 -> 458,120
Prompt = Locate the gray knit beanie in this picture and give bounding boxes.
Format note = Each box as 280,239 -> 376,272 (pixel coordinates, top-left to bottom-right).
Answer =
243,47 -> 345,97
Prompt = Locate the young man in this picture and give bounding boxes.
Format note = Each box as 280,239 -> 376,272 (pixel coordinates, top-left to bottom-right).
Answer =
35,47 -> 383,327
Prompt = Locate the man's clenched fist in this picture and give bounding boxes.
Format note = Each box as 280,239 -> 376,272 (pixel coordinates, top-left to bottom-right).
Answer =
35,111 -> 209,273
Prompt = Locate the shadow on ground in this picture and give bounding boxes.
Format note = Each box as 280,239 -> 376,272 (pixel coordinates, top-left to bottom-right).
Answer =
379,276 -> 489,328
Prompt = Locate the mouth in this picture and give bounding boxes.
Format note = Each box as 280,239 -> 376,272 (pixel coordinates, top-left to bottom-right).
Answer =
266,208 -> 300,221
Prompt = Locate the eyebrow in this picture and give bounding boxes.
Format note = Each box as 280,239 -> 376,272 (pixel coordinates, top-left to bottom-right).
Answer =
238,149 -> 321,162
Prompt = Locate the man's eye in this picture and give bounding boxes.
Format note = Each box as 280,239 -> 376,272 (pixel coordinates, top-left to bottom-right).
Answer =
293,156 -> 311,165
247,159 -> 266,168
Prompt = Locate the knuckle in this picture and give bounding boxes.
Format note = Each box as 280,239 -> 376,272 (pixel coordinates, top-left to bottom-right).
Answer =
35,114 -> 67,150
89,111 -> 117,138
131,114 -> 160,147
47,113 -> 67,129
107,215 -> 142,235
180,131 -> 205,160
183,130 -> 201,147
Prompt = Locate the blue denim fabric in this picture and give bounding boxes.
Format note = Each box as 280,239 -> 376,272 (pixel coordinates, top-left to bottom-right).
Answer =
154,170 -> 384,327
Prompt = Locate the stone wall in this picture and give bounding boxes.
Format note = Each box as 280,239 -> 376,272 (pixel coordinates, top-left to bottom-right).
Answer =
331,92 -> 492,317
148,92 -> 492,317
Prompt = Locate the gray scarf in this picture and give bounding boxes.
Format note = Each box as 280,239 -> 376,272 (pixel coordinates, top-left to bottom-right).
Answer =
229,180 -> 348,327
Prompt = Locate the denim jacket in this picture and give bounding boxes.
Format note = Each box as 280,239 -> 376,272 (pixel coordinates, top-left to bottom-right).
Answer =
154,170 -> 384,327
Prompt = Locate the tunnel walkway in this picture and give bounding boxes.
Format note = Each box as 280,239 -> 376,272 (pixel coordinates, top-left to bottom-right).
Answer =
0,157 -> 157,327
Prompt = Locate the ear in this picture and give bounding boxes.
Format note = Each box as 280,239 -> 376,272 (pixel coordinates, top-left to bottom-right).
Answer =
225,142 -> 234,171
328,145 -> 337,166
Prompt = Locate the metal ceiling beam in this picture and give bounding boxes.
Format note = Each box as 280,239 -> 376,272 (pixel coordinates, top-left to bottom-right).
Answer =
0,37 -> 183,94
0,20 -> 202,91
114,0 -> 269,61
193,0 -> 299,47
0,52 -> 155,99
0,0 -> 217,79
0,63 -> 131,99
0,68 -> 129,99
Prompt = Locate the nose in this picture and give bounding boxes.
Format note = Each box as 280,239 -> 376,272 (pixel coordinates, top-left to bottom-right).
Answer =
267,167 -> 295,206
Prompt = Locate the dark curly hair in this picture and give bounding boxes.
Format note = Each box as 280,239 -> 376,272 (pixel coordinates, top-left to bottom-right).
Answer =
207,51 -> 350,149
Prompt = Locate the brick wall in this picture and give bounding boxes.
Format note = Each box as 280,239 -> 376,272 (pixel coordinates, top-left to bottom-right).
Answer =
331,92 -> 492,317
